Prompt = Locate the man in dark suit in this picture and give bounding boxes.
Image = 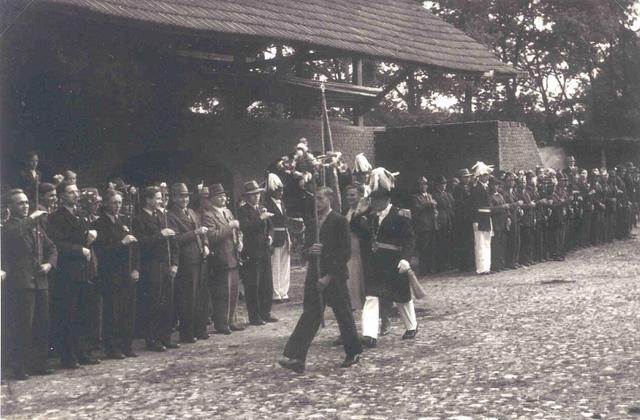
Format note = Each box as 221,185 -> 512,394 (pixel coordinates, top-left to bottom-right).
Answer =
489,178 -> 509,271
167,183 -> 210,343
502,172 -> 524,269
411,177 -> 438,275
17,151 -> 42,200
47,181 -> 100,368
133,186 -> 179,351
280,187 -> 362,373
352,181 -> 417,347
93,189 -> 140,359
2,189 -> 57,380
452,168 -> 474,272
432,175 -> 455,272
201,183 -> 244,334
238,180 -> 278,326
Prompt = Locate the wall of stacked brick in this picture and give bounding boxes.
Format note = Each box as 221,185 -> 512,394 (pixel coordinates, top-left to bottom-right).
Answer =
375,120 -> 542,197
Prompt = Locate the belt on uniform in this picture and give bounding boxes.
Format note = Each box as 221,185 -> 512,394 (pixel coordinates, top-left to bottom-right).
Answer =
372,242 -> 402,252
477,208 -> 491,213
273,227 -> 287,231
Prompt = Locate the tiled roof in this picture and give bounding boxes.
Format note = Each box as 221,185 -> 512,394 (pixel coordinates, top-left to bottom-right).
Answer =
38,0 -> 518,76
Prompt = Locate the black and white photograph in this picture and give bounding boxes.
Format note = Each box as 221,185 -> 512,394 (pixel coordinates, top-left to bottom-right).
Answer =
1,0 -> 639,418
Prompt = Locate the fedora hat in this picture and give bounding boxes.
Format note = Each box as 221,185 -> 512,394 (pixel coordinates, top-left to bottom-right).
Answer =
242,180 -> 264,195
434,175 -> 447,184
417,176 -> 429,184
170,183 -> 191,196
209,183 -> 225,196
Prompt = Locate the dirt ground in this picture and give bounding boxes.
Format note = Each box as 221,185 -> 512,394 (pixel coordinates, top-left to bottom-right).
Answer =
1,233 -> 639,419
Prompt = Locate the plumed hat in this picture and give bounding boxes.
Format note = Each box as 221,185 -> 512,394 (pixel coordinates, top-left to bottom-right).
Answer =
266,173 -> 283,192
354,153 -> 373,174
368,167 -> 399,197
296,138 -> 309,153
471,161 -> 494,176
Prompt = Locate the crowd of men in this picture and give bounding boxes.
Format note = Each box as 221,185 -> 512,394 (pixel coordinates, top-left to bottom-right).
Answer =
2,151 -> 286,380
2,148 -> 639,379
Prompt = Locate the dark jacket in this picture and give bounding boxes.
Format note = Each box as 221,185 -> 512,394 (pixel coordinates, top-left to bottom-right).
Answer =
167,207 -> 208,265
200,206 -> 241,270
47,206 -> 95,283
516,187 -> 536,227
503,187 -> 522,225
470,182 -> 492,231
453,183 -> 473,225
304,210 -> 351,283
265,197 -> 289,248
351,206 -> 415,302
93,213 -> 140,287
132,209 -> 179,268
411,192 -> 438,232
1,216 -> 57,289
490,192 -> 509,232
238,203 -> 272,259
433,190 -> 455,231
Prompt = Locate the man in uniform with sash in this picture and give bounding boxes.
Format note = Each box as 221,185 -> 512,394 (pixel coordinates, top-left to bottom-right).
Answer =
351,168 -> 417,348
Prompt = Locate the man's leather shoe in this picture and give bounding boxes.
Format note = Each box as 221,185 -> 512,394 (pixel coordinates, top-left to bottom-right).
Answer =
278,358 -> 305,374
32,368 -> 54,376
196,333 -> 210,340
162,341 -> 180,349
214,328 -> 232,335
402,328 -> 418,340
12,369 -> 30,380
263,315 -> 279,323
180,337 -> 198,343
230,323 -> 245,331
105,352 -> 126,360
340,354 -> 360,368
78,357 -> 101,365
360,336 -> 377,348
249,319 -> 266,326
146,342 -> 166,352
124,351 -> 138,358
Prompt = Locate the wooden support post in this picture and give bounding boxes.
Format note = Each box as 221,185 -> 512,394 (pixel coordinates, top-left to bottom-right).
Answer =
463,78 -> 474,118
352,57 -> 364,126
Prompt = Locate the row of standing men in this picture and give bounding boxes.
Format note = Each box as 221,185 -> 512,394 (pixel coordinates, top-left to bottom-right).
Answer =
2,174 -> 291,380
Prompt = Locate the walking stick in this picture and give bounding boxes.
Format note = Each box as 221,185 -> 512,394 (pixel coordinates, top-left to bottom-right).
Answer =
34,173 -> 42,264
162,210 -> 171,267
321,83 -> 342,213
128,192 -> 134,275
311,175 -> 325,328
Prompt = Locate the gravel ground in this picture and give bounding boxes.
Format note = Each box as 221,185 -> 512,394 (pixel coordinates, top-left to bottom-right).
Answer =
2,232 -> 639,419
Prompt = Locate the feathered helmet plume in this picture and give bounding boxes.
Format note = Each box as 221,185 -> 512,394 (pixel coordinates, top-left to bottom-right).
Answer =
472,161 -> 494,176
369,167 -> 399,194
266,172 -> 283,192
354,153 -> 373,174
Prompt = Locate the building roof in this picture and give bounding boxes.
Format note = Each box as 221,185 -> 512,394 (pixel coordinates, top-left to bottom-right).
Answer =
38,0 -> 519,76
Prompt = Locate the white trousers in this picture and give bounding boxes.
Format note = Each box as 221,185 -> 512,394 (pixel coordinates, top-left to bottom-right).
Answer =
473,222 -> 492,274
361,296 -> 417,339
271,243 -> 291,300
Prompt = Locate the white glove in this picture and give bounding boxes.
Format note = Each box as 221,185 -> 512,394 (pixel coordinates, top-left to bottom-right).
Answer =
121,235 -> 137,245
29,210 -> 48,219
86,230 -> 98,245
397,259 -> 411,273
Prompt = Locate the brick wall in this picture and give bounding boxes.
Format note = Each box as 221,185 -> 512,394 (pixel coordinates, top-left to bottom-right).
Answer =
375,120 -> 542,199
497,121 -> 544,171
